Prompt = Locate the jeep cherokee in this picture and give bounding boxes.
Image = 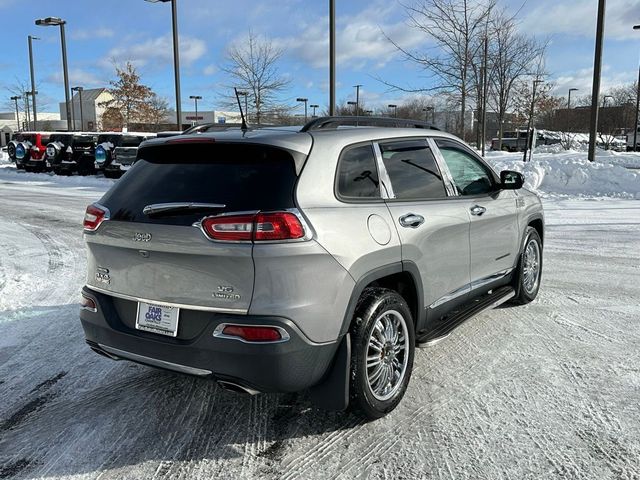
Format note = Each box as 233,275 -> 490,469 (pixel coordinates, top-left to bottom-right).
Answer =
80,117 -> 544,419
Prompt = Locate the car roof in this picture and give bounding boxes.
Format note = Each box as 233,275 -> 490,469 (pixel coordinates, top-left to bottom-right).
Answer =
143,123 -> 462,156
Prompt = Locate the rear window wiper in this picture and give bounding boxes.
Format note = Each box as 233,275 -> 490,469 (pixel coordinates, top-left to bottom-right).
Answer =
142,202 -> 226,216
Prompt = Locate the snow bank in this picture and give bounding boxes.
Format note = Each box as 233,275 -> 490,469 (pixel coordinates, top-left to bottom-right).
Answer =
486,151 -> 640,199
0,164 -> 115,191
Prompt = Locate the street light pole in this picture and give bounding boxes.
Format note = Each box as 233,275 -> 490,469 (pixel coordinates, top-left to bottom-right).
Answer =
28,35 -> 40,129
35,17 -> 71,131
70,89 -> 76,131
588,0 -> 606,162
388,104 -> 397,118
145,0 -> 182,129
24,93 -> 31,130
329,0 -> 336,116
296,97 -> 308,123
310,104 -> 319,117
11,96 -> 20,130
189,95 -> 202,125
72,86 -> 84,130
523,78 -> 543,162
566,87 -> 578,135
633,25 -> 640,152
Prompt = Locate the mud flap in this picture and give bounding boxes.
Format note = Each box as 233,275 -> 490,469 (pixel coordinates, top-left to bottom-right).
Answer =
308,333 -> 351,411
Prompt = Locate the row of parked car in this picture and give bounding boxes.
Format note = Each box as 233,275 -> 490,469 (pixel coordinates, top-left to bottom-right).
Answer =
7,131 -> 157,178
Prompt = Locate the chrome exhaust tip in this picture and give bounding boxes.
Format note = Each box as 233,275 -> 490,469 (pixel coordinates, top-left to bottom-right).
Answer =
217,380 -> 260,395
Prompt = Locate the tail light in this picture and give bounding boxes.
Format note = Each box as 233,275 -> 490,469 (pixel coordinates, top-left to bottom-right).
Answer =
214,323 -> 289,343
80,294 -> 97,313
200,211 -> 306,242
83,204 -> 110,232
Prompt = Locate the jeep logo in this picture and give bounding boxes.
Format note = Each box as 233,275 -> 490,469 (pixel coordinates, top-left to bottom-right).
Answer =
133,232 -> 152,242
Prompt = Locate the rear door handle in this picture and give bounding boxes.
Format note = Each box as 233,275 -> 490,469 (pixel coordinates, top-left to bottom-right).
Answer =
470,205 -> 486,216
399,213 -> 425,228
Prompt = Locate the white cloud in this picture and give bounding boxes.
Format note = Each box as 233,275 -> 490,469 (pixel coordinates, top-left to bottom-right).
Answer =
551,65 -> 636,96
519,0 -> 640,40
106,35 -> 206,68
45,68 -> 106,88
71,27 -> 114,41
273,2 -> 427,70
203,64 -> 217,76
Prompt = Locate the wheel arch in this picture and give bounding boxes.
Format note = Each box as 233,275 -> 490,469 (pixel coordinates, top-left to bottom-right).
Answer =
338,262 -> 424,338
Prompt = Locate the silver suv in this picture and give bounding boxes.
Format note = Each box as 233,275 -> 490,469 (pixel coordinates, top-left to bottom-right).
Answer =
80,117 -> 544,419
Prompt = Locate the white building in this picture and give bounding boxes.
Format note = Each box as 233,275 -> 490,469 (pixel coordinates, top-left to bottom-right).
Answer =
59,88 -> 113,131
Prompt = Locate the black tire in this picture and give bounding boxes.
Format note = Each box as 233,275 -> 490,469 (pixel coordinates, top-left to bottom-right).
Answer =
511,227 -> 543,305
7,142 -> 16,161
349,287 -> 415,419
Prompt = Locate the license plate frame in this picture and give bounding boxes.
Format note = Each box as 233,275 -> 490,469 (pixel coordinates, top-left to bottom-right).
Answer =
136,301 -> 180,337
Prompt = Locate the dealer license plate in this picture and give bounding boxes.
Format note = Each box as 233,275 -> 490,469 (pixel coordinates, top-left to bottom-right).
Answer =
136,302 -> 180,337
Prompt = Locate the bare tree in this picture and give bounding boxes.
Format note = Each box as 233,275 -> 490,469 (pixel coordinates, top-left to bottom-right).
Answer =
488,11 -> 547,150
221,32 -> 290,125
382,0 -> 495,139
99,62 -> 155,129
143,94 -> 170,127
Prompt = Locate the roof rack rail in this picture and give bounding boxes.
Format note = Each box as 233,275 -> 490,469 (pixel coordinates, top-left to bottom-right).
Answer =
300,116 -> 440,132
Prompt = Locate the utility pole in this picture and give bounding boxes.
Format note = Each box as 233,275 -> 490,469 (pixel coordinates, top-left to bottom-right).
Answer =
588,0 -> 606,162
329,0 -> 336,116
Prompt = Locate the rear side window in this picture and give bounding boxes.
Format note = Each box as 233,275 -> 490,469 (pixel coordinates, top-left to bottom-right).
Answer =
100,143 -> 299,225
121,136 -> 144,147
379,139 -> 446,200
337,144 -> 380,199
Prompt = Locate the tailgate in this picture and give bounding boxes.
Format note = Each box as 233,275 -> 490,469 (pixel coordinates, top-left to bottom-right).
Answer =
85,221 -> 253,312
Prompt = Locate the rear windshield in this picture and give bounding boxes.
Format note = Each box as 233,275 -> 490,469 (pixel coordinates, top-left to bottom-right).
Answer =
98,134 -> 122,145
49,134 -> 73,145
121,135 -> 144,147
100,143 -> 299,225
73,135 -> 96,146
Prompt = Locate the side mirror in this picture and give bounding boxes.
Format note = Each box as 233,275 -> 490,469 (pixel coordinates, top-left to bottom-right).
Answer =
500,170 -> 524,190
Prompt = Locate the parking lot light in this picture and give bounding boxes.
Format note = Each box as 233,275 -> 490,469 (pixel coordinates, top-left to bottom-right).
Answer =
296,97 -> 308,123
310,104 -> 319,117
28,35 -> 40,130
145,0 -> 182,129
189,95 -> 202,125
10,96 -> 20,130
388,104 -> 397,118
35,17 -> 71,131
72,86 -> 84,131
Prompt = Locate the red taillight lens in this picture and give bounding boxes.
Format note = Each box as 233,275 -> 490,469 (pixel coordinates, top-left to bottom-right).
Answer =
255,212 -> 305,241
221,325 -> 283,342
201,214 -> 254,241
201,212 -> 306,242
83,204 -> 108,232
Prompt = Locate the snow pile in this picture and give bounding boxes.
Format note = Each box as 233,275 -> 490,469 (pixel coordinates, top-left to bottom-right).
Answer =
0,164 -> 115,190
486,151 -> 640,199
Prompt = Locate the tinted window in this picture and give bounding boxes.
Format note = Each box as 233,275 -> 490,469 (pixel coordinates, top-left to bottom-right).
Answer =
436,139 -> 494,196
337,144 -> 380,199
100,143 -> 298,226
380,140 -> 446,200
72,135 -> 95,146
121,136 -> 144,147
98,134 -> 122,145
50,134 -> 72,145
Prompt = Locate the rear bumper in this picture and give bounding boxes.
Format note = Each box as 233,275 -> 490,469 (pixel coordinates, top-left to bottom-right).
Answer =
80,287 -> 339,393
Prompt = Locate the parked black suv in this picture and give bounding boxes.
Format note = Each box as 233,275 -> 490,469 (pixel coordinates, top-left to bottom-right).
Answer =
102,133 -> 155,178
46,133 -> 97,175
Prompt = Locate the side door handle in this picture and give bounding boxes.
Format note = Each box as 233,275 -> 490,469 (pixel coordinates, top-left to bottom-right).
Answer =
470,205 -> 486,216
399,213 -> 425,228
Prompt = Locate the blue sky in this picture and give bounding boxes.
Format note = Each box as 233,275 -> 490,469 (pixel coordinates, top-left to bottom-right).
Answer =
1,0 -> 640,115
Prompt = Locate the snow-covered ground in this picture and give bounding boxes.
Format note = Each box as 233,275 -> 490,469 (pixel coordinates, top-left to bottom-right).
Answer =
0,152 -> 639,479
